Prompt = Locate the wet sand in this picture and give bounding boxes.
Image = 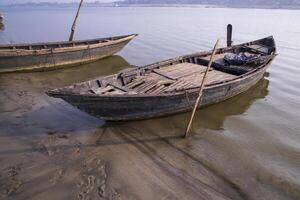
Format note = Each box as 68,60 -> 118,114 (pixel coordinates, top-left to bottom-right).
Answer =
1,55 -> 298,200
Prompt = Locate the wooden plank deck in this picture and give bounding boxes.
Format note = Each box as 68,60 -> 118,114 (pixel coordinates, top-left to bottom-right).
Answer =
164,70 -> 236,92
93,63 -> 237,95
153,63 -> 208,80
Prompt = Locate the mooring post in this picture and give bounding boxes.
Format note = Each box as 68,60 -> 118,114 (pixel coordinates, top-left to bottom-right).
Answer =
227,24 -> 233,47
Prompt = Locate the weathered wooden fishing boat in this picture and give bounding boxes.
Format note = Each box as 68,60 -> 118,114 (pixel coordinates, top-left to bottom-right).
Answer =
0,34 -> 137,73
47,36 -> 277,121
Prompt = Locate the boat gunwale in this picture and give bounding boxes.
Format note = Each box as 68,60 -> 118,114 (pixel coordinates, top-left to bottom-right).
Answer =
48,36 -> 276,99
49,61 -> 272,100
0,34 -> 137,57
0,34 -> 138,49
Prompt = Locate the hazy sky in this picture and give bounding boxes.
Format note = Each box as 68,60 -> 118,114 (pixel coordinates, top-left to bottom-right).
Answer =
0,0 -> 116,5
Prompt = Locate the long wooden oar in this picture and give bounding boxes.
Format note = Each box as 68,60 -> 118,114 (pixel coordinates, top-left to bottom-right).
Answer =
69,0 -> 84,41
184,39 -> 220,138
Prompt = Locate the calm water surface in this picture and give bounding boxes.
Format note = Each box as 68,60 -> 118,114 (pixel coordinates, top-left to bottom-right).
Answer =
0,6 -> 299,200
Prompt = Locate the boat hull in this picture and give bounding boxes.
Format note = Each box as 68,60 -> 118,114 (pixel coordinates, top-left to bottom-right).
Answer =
58,64 -> 269,121
0,34 -> 136,73
47,36 -> 276,121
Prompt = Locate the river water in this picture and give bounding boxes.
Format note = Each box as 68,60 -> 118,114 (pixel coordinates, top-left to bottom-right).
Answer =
0,6 -> 299,200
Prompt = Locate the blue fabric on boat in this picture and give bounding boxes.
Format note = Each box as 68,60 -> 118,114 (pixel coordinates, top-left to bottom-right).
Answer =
224,52 -> 260,65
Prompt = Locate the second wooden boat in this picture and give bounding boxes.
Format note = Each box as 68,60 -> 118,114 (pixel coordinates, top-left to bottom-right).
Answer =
47,36 -> 277,121
0,0 -> 137,73
0,34 -> 137,73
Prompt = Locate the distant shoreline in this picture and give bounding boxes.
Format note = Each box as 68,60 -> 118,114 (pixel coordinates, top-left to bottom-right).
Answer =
113,4 -> 300,10
1,3 -> 300,10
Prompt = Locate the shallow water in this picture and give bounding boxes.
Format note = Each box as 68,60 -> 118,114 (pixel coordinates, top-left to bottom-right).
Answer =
0,6 -> 299,200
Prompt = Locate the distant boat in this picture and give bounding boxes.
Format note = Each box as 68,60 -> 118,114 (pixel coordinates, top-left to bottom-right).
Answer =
0,34 -> 137,73
47,36 -> 277,121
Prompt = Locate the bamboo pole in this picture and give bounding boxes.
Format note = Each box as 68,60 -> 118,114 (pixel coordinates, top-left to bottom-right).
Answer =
69,0 -> 84,41
184,39 -> 220,138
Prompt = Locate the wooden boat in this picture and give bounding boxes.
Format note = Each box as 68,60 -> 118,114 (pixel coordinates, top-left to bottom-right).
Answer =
47,36 -> 277,121
0,34 -> 137,73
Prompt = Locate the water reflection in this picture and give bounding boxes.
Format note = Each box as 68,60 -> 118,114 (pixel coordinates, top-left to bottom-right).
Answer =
183,75 -> 269,131
34,55 -> 131,89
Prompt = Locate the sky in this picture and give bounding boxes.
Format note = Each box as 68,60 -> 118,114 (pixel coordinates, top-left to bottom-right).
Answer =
0,0 -> 116,5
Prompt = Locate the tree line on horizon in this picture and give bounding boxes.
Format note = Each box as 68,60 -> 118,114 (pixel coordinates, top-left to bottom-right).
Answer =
117,0 -> 300,6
